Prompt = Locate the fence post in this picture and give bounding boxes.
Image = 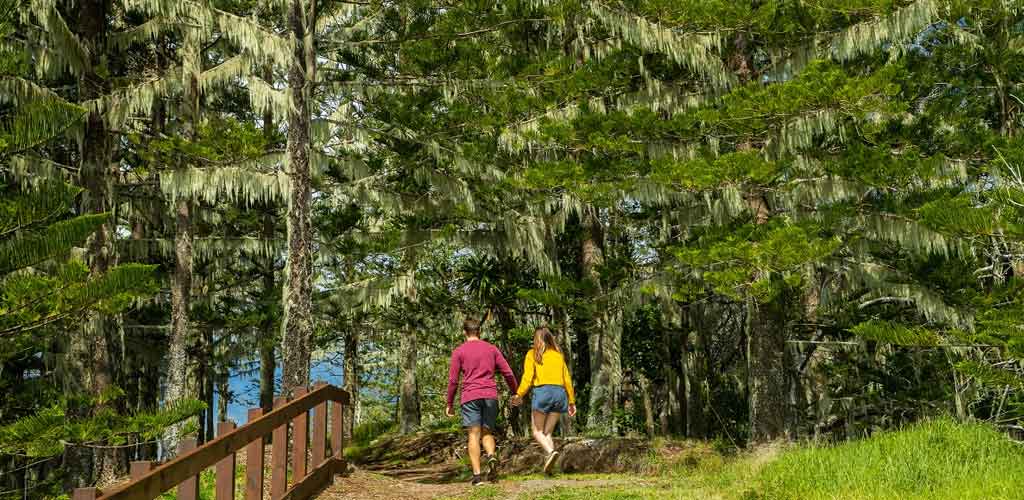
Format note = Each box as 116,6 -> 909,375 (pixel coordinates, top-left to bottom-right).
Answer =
72,487 -> 98,500
177,438 -> 199,500
312,382 -> 327,467
271,397 -> 288,500
331,397 -> 344,460
215,421 -> 237,500
245,408 -> 264,500
129,461 -> 153,480
292,387 -> 309,480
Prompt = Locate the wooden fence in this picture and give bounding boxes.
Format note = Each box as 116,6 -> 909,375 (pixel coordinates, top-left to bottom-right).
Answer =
73,383 -> 349,500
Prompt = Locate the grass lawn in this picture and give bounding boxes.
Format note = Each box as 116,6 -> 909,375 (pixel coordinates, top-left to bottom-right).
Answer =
472,419 -> 1024,500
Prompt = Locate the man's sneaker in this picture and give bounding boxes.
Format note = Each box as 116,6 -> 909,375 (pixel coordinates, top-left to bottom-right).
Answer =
485,454 -> 499,482
543,450 -> 559,474
471,474 -> 485,486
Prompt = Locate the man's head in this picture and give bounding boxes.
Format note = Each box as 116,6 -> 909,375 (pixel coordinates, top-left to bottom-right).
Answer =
463,318 -> 481,338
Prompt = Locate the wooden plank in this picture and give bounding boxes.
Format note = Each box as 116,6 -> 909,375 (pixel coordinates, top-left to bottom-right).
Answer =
291,387 -> 309,480
130,462 -> 153,480
331,400 -> 343,457
245,408 -> 264,500
177,438 -> 199,500
96,385 -> 348,500
279,457 -> 344,500
215,421 -> 237,500
311,382 -> 327,467
74,487 -> 99,500
271,397 -> 289,500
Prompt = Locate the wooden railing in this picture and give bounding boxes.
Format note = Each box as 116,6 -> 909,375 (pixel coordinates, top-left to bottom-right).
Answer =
73,383 -> 349,500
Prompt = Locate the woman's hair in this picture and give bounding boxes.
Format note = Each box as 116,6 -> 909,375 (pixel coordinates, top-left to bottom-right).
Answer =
533,326 -> 561,364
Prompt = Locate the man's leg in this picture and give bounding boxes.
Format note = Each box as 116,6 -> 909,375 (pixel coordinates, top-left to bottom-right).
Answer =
481,427 -> 496,457
531,410 -> 554,454
467,426 -> 482,475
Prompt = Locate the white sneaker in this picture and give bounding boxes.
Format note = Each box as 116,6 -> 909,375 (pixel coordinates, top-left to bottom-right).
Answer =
543,450 -> 559,474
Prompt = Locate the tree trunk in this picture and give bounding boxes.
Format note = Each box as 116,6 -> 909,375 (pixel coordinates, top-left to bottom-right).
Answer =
217,372 -> 230,423
660,327 -> 684,435
281,0 -> 316,395
64,0 -> 117,488
397,330 -> 420,434
343,329 -> 360,440
744,189 -> 791,444
260,212 -> 277,411
746,288 -> 791,444
557,312 -> 575,437
495,308 -> 526,436
260,73 -> 278,411
204,341 -> 215,442
637,374 -> 656,437
581,211 -> 621,434
163,198 -> 196,454
164,23 -> 204,454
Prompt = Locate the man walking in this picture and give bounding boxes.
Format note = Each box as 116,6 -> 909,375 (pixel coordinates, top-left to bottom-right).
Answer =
446,317 -> 518,486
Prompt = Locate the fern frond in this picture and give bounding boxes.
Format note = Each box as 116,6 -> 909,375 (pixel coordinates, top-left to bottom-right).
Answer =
850,319 -> 939,346
589,2 -> 734,90
0,405 -> 64,457
0,96 -> 86,153
109,17 -> 177,51
955,360 -> 1024,389
85,74 -> 183,129
0,213 -> 107,273
830,0 -> 940,62
248,76 -> 291,121
0,76 -> 62,106
860,214 -> 973,258
159,159 -> 288,205
28,0 -> 88,76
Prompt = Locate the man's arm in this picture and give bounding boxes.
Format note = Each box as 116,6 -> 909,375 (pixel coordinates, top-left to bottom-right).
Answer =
446,350 -> 461,410
494,346 -> 518,394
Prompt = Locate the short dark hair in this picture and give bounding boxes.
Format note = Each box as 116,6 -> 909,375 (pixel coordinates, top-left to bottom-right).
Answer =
463,318 -> 480,334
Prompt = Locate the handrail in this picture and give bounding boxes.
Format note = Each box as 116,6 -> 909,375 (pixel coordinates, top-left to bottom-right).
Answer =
74,383 -> 349,500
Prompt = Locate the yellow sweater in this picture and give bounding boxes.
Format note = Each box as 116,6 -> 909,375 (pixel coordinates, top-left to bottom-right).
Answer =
517,348 -> 576,404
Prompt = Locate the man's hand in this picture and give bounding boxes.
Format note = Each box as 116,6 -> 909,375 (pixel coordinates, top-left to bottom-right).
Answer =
568,404 -> 577,417
510,395 -> 523,407
446,405 -> 455,418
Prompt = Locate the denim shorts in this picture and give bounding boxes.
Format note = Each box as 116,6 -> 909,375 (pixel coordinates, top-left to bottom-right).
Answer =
461,398 -> 498,429
532,385 -> 569,414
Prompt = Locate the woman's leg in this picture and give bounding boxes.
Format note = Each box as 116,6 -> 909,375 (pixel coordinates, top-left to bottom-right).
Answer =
542,412 -> 561,450
531,410 -> 554,454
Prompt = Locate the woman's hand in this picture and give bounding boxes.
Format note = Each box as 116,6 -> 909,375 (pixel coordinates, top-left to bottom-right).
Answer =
510,395 -> 523,407
568,404 -> 577,417
445,405 -> 455,418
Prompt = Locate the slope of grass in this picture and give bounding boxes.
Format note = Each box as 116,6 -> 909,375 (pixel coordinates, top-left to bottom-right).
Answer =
753,418 -> 1024,500
475,419 -> 1024,500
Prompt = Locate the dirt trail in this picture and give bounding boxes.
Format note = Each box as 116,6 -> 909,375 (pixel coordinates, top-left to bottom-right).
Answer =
317,465 -> 641,500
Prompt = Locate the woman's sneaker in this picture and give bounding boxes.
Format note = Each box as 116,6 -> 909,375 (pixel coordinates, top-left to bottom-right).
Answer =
486,454 -> 499,482
543,450 -> 559,474
471,474 -> 485,486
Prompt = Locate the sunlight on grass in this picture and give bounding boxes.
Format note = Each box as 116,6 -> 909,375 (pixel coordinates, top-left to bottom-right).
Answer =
455,419 -> 1024,500
753,419 -> 1024,499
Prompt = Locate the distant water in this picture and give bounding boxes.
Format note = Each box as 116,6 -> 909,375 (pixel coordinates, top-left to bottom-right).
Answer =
215,357 -> 344,424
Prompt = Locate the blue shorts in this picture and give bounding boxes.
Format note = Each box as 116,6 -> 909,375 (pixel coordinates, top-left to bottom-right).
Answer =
532,385 -> 569,414
461,398 -> 498,429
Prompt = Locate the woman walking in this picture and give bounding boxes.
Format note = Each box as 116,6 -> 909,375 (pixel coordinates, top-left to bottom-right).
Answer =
511,326 -> 576,474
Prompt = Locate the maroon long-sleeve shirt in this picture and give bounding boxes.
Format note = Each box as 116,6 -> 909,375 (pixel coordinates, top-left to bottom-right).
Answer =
446,339 -> 518,407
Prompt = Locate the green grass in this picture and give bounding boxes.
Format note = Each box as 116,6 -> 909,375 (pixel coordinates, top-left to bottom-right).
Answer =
753,419 -> 1024,500
157,463 -> 248,500
466,419 -> 1024,500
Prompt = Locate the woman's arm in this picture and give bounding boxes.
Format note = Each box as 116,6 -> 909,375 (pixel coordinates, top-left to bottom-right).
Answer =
562,356 -> 576,404
517,350 -> 535,398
